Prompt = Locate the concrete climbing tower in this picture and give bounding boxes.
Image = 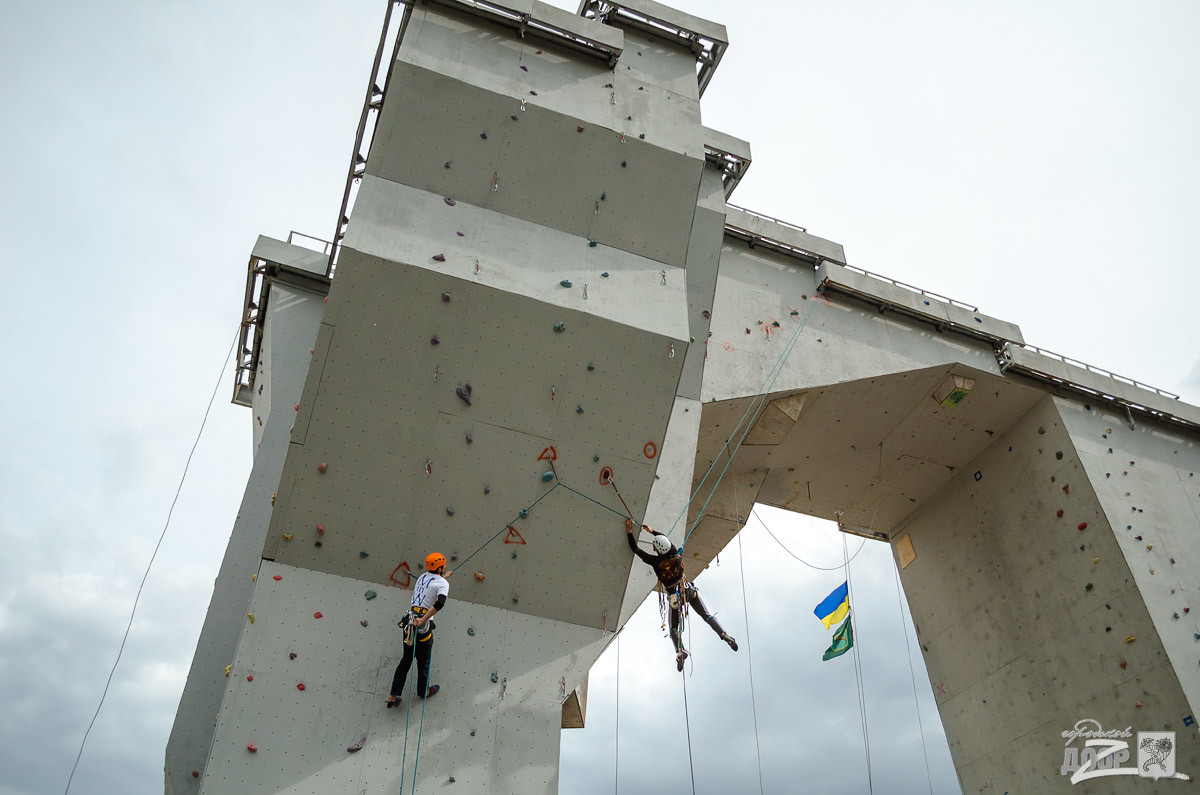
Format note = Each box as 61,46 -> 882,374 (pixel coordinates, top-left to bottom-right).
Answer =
168,2 -> 1200,793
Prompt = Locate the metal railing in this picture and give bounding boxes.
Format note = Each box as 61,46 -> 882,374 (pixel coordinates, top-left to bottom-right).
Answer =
837,262 -> 979,313
726,203 -> 806,234
287,231 -> 334,255
1007,343 -> 1180,401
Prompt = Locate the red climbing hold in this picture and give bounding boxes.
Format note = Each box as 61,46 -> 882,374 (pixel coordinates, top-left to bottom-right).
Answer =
390,561 -> 412,588
1062,484 -> 1070,494
1077,522 -> 1088,531
318,462 -> 327,473
504,526 -> 527,545
246,674 -> 254,682
192,771 -> 199,778
317,524 -> 325,534
247,742 -> 258,753
537,446 -> 558,461
273,575 -> 282,581
313,612 -> 323,619
643,442 -> 658,460
294,404 -> 300,411
1056,509 -> 1064,518
297,683 -> 306,691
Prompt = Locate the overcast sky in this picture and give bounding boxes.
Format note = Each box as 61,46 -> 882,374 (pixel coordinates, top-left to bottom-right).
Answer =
1,1 -> 1197,794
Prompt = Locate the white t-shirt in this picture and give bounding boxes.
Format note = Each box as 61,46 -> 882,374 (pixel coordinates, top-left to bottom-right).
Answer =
410,572 -> 449,638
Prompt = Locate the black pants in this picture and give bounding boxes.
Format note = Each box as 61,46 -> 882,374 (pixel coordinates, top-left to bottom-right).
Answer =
390,635 -> 433,698
668,581 -> 725,653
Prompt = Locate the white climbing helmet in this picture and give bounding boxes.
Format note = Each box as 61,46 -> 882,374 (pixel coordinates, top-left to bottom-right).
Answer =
652,534 -> 672,555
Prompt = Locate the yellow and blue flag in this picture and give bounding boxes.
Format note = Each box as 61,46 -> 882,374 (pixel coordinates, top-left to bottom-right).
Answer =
814,581 -> 849,629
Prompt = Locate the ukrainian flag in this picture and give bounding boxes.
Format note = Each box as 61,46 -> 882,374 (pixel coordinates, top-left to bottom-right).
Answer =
814,581 -> 849,629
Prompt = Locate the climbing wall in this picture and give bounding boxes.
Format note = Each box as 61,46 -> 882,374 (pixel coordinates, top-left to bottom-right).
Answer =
193,2 -> 736,793
894,396 -> 1199,791
167,243 -> 328,795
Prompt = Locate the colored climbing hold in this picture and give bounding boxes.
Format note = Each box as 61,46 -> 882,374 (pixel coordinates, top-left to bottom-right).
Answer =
457,231 -> 464,237
456,385 -> 472,406
192,771 -> 199,778
361,620 -> 369,627
273,575 -> 282,581
282,533 -> 293,542
519,509 -> 529,519
430,337 -> 439,345
468,627 -> 475,636
560,279 -> 573,288
520,65 -> 528,71
1085,583 -> 1094,591
294,404 -> 300,412
446,508 -> 455,516
318,462 -> 327,473
512,552 -> 518,559
588,239 -> 597,247
529,90 -> 537,95
441,292 -> 451,302
620,161 -> 627,167
290,653 -> 297,660
225,665 -> 232,677
444,196 -> 455,206
365,590 -> 377,600
480,132 -> 488,139
314,612 -> 323,619
297,683 -> 306,691
317,524 -> 325,534
490,673 -> 499,683
541,470 -> 554,482
1093,557 -> 1100,564
1056,509 -> 1064,518
474,572 -> 485,581
432,254 -> 446,262
638,133 -> 645,139
576,405 -> 584,414
247,742 -> 258,753
483,487 -> 490,495
246,613 -> 255,623
593,454 -> 599,462
587,364 -> 595,372
1125,635 -> 1136,643
553,322 -> 566,332
466,434 -> 472,444
347,736 -> 366,753
1077,522 -> 1088,531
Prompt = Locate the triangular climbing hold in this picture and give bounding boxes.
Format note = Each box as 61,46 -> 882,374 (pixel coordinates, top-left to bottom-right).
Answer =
504,526 -> 527,545
389,561 -> 412,587
537,446 -> 557,461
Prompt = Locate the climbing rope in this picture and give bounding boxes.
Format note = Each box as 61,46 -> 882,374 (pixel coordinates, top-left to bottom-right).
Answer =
64,328 -> 239,795
844,536 -> 874,794
409,662 -> 432,794
450,482 -> 563,574
613,632 -> 620,795
737,535 -> 766,795
398,662 -> 417,795
678,295 -> 822,547
752,508 -> 867,570
893,562 -> 934,795
680,668 -> 697,795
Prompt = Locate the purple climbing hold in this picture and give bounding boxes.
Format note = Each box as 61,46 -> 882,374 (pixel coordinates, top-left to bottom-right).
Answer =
511,115 -> 518,121
480,132 -> 488,139
446,508 -> 455,516
529,90 -> 537,96
702,309 -> 711,318
444,161 -> 452,169
483,487 -> 490,495
360,620 -> 369,627
430,337 -> 440,345
441,292 -> 451,302
520,65 -> 528,72
456,231 -> 464,236
450,554 -> 458,561
347,737 -> 366,753
444,196 -> 456,206
456,383 -> 472,406
466,434 -> 473,444
432,254 -> 446,262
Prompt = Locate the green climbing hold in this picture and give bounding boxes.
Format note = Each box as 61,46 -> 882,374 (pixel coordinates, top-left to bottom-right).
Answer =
512,597 -> 519,604
638,133 -> 645,139
365,590 -> 377,600
511,551 -> 518,559
541,470 -> 554,482
587,364 -> 595,371
1085,583 -> 1094,592
690,336 -> 695,342
600,272 -> 609,278
560,279 -> 573,288
519,508 -> 529,519
576,405 -> 584,414
359,551 -> 369,558
470,730 -> 476,736
490,673 -> 498,683
467,627 -> 476,636
620,161 -> 626,168
600,192 -> 606,201
553,322 -> 566,332
593,454 -> 599,462
588,240 -> 597,247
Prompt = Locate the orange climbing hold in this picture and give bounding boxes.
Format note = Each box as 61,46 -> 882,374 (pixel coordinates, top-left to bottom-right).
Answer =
318,462 -> 328,473
504,526 -> 527,545
474,572 -> 486,581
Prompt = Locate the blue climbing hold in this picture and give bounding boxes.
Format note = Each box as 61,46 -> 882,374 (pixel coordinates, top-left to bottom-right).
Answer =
541,470 -> 554,482
511,552 -> 518,559
576,405 -> 584,414
467,627 -> 475,636
593,454 -> 599,462
600,272 -> 609,278
519,509 -> 529,519
490,673 -> 498,683
587,364 -> 595,371
560,279 -> 573,288
600,192 -> 607,201
588,240 -> 598,247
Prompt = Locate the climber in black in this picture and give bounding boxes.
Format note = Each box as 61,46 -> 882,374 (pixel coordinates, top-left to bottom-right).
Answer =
624,517 -> 737,671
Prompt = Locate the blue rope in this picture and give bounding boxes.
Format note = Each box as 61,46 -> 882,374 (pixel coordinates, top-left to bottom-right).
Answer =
556,482 -> 627,518
451,483 -> 561,573
682,297 -> 819,546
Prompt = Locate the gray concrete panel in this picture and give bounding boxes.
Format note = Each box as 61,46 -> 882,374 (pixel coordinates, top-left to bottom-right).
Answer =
1058,398 -> 1200,718
166,285 -> 325,793
615,29 -> 700,100
250,236 -> 328,277
677,165 -> 727,400
724,206 -> 847,265
895,396 -> 1199,791
341,175 -> 690,342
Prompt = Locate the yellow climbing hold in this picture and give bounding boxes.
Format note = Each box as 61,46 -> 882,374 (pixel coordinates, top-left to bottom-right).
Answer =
251,573 -> 256,582
1124,635 -> 1136,644
246,613 -> 255,624
271,492 -> 277,506
1092,557 -> 1100,564
282,533 -> 294,542
224,665 -> 232,677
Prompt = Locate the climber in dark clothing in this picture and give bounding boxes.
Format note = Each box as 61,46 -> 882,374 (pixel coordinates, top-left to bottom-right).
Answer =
624,517 -> 737,671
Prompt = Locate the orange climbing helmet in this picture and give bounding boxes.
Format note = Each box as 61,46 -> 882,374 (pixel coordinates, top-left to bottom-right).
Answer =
425,552 -> 447,572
